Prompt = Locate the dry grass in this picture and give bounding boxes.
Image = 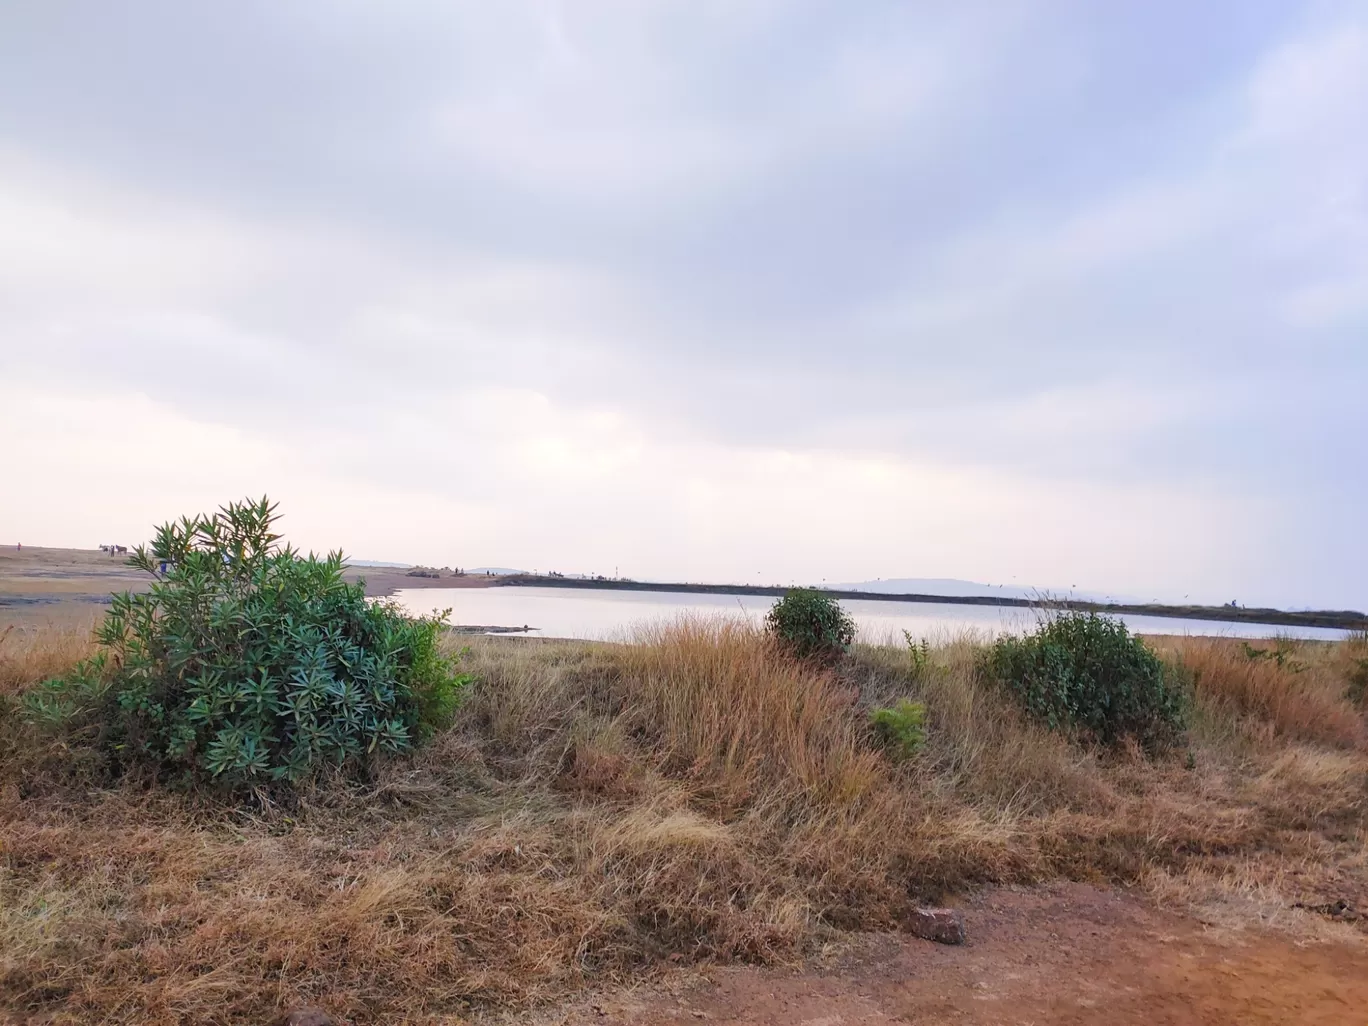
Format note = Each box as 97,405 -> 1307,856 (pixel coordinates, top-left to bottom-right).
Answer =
0,620 -> 98,696
1152,636 -> 1366,748
1,618 -> 1366,1024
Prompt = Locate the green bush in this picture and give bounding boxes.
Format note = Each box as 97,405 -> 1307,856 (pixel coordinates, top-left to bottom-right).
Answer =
765,589 -> 857,661
986,612 -> 1185,752
869,699 -> 926,761
24,497 -> 468,788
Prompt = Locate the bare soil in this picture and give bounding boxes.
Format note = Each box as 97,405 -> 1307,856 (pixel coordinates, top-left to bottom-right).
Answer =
0,545 -> 143,628
0,546 -> 494,629
548,884 -> 1365,1026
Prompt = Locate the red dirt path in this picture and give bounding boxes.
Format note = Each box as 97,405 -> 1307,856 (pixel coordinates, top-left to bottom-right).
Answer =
542,884 -> 1365,1026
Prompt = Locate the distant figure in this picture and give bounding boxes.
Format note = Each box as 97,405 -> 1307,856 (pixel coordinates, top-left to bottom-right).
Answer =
15,542 -> 19,551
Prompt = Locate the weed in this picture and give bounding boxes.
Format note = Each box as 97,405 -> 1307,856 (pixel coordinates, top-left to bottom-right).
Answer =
903,631 -> 932,678
1241,639 -> 1308,673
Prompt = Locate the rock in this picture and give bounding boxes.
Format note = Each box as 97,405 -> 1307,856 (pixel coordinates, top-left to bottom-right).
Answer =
908,907 -> 966,945
1293,898 -> 1360,922
275,1008 -> 336,1026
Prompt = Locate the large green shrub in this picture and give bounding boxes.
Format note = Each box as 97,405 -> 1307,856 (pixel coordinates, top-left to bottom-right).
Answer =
24,498 -> 468,788
987,612 -> 1185,752
765,589 -> 857,661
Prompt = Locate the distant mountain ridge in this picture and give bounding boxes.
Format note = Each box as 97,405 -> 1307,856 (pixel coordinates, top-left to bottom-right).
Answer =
834,578 -> 1141,604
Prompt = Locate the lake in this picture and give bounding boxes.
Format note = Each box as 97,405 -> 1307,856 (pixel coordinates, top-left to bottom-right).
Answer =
389,586 -> 1351,643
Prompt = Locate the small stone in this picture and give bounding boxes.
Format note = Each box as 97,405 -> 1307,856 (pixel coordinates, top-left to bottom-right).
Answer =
276,1008 -> 335,1026
908,907 -> 966,945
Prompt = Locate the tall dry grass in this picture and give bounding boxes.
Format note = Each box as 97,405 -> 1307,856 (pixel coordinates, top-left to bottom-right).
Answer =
1,617 -> 1365,1025
1153,636 -> 1366,748
618,620 -> 886,805
0,621 -> 97,696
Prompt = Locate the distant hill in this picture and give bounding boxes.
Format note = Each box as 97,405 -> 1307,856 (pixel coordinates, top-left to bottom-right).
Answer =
834,577 -> 1031,599
348,559 -> 414,569
835,578 -> 1141,604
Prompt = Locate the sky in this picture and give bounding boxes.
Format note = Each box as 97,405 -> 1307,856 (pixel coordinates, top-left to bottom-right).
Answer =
1,1 -> 1365,610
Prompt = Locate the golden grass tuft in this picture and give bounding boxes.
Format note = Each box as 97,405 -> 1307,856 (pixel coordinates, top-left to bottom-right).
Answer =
619,618 -> 887,806
1,617 -> 1365,1024
1154,636 -> 1366,748
0,620 -> 98,696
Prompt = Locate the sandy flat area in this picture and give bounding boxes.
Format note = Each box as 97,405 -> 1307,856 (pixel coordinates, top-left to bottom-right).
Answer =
0,546 -> 494,630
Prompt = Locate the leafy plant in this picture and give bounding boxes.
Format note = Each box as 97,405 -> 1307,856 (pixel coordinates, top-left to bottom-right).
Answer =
869,699 -> 926,761
24,497 -> 469,788
903,631 -> 932,677
765,589 -> 856,661
1241,639 -> 1307,673
986,612 -> 1185,752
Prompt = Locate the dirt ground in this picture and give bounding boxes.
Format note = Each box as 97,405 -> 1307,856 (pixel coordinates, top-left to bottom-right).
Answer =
0,545 -> 144,628
543,884 -> 1365,1026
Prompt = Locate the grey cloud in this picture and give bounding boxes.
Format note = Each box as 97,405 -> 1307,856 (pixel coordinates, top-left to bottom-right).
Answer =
1,1 -> 1365,605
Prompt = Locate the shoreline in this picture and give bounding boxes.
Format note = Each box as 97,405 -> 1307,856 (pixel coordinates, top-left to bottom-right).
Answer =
4,549 -> 1362,634
467,574 -> 1367,632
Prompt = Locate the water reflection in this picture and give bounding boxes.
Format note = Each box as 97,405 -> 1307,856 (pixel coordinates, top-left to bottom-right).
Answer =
390,587 -> 1348,643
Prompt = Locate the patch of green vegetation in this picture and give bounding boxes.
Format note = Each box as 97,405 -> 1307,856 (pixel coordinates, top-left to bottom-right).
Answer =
24,497 -> 468,789
903,631 -> 932,678
986,612 -> 1186,753
869,699 -> 926,761
1241,639 -> 1308,673
765,588 -> 856,662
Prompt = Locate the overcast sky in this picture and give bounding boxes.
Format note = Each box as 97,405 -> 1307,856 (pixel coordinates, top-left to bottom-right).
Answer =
2,1 -> 1365,609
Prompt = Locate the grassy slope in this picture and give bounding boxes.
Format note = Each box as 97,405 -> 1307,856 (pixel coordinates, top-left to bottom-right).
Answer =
1,622 -> 1366,1024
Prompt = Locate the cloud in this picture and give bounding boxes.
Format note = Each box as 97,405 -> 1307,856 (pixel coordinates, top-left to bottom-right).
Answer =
0,1 -> 1363,609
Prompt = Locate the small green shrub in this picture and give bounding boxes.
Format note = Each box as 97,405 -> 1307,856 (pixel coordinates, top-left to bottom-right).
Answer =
23,497 -> 469,789
903,631 -> 932,677
765,589 -> 856,661
987,612 -> 1185,752
869,699 -> 926,761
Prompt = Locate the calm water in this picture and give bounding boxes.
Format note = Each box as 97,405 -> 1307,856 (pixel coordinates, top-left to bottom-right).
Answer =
390,586 -> 1350,643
